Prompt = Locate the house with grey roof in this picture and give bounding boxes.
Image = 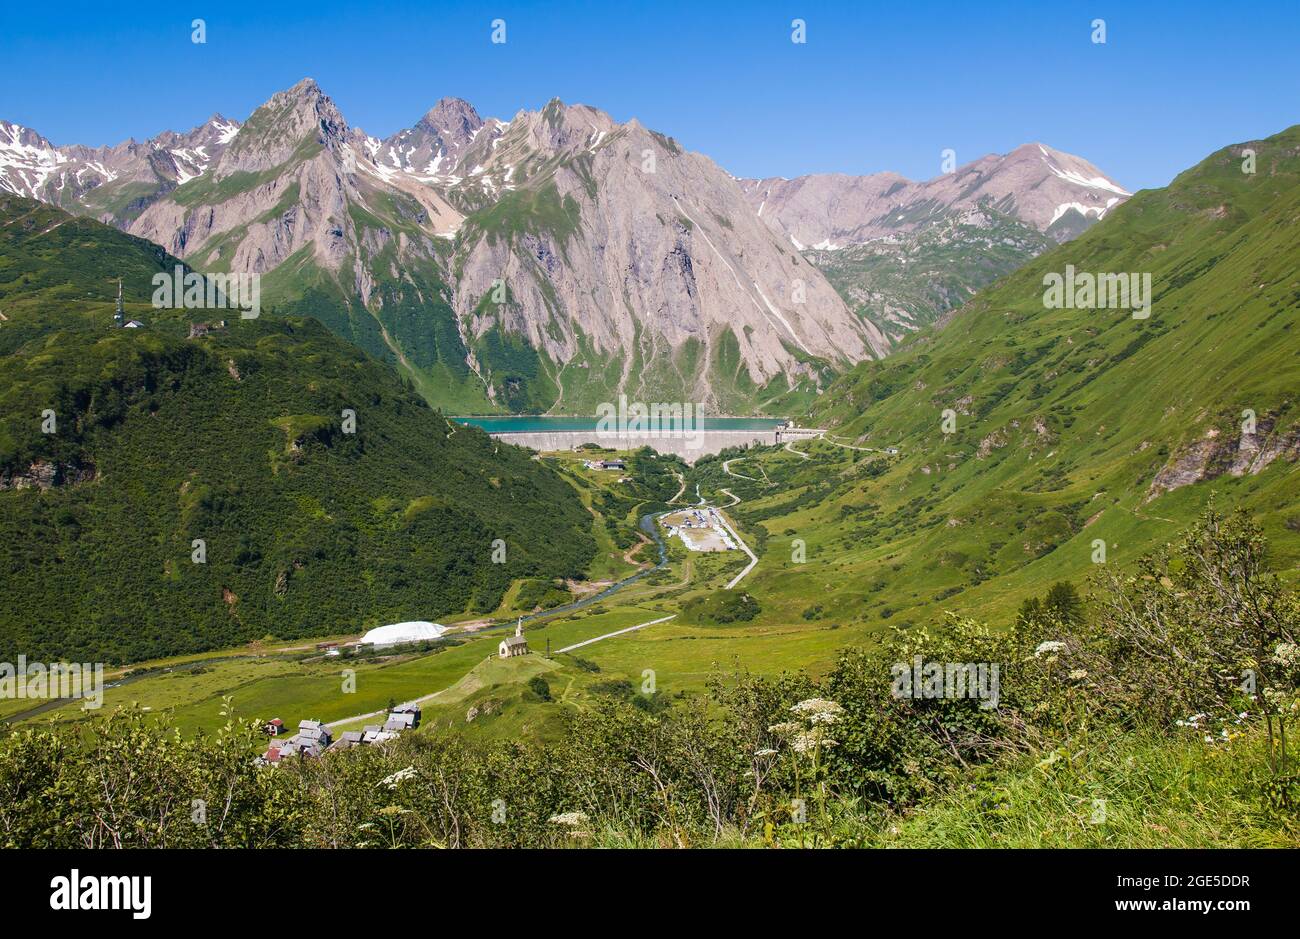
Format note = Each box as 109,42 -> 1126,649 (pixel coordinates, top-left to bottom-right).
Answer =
385,711 -> 418,731
328,730 -> 365,752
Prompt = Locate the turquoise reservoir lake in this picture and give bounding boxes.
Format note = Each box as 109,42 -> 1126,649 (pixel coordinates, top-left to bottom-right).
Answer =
454,415 -> 785,433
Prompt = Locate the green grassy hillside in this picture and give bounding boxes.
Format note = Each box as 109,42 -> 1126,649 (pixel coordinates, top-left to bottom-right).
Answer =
2,116 -> 1298,850
0,193 -> 182,338
707,125 -> 1300,638
555,125 -> 1300,690
5,507 -> 1294,849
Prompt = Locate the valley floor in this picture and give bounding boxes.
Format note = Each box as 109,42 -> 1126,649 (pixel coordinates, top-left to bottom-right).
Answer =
4,439 -> 1297,849
8,435 -> 1297,743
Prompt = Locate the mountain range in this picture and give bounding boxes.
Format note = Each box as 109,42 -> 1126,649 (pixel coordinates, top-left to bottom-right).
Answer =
0,115 -> 240,224
1,115 -> 1294,669
0,80 -> 1129,413
740,145 -> 1130,348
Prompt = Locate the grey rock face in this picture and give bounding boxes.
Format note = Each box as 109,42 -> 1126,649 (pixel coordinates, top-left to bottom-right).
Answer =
50,81 -> 881,407
443,100 -> 886,400
1147,419 -> 1300,501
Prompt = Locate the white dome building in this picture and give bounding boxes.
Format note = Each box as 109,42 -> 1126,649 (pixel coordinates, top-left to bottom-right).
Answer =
360,621 -> 448,647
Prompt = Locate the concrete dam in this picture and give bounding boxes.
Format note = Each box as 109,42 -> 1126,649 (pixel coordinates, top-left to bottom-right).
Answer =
488,429 -> 778,463
483,426 -> 826,463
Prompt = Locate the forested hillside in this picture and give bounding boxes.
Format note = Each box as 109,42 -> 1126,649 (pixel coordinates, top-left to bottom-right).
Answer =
0,198 -> 595,663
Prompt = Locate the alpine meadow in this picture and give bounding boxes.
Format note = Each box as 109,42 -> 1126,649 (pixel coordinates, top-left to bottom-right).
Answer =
0,2 -> 1297,915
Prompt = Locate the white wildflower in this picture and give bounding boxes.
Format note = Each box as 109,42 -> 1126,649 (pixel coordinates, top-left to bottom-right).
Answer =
379,766 -> 417,789
548,811 -> 590,827
790,698 -> 844,725
791,729 -> 836,754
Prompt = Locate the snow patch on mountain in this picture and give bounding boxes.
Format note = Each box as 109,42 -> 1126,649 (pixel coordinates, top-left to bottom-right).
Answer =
1049,196 -> 1123,226
0,123 -> 66,197
1038,145 -> 1129,195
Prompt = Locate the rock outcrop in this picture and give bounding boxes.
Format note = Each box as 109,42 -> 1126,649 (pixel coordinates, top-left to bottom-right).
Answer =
1147,418 -> 1300,501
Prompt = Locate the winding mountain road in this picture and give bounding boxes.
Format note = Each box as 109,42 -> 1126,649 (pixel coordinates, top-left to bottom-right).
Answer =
715,509 -> 759,589
668,470 -> 687,504
824,434 -> 893,454
721,458 -> 757,480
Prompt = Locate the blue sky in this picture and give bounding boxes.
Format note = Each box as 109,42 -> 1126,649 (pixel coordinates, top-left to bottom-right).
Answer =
1,0 -> 1297,190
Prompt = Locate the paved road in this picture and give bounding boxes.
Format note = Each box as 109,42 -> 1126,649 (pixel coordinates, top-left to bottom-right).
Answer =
721,458 -> 757,480
326,705 -> 393,730
324,673 -> 469,730
554,614 -> 678,654
824,434 -> 892,453
668,470 -> 687,504
715,509 -> 759,589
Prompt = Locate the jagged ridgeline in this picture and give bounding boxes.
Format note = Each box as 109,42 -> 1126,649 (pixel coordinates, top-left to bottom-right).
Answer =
2,80 -> 1143,416
0,197 -> 595,663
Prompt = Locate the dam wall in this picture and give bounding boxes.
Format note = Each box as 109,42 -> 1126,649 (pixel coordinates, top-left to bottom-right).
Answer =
489,430 -> 777,463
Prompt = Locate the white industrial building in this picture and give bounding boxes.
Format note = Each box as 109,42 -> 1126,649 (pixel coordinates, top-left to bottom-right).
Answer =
359,620 -> 448,647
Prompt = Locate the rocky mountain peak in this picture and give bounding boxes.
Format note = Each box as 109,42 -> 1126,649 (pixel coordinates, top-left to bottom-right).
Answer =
151,114 -> 241,151
529,99 -> 618,150
418,97 -> 483,136
371,97 -> 490,181
219,78 -> 347,176
1,121 -> 56,150
955,142 -> 1131,234
0,111 -> 244,216
0,121 -> 65,202
284,77 -> 324,99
